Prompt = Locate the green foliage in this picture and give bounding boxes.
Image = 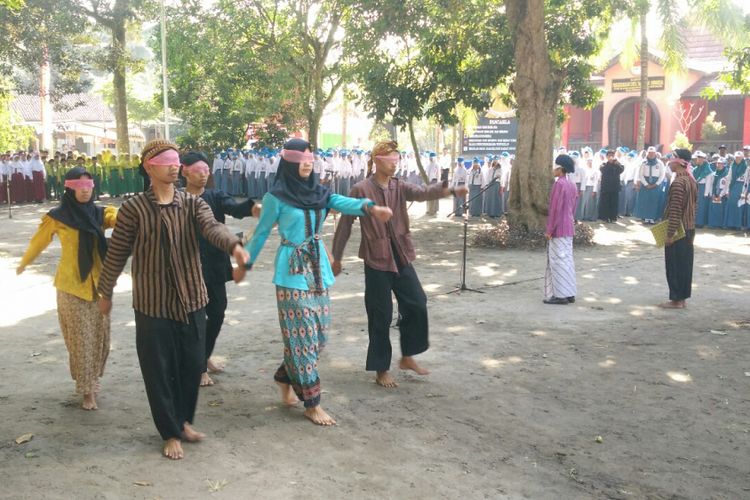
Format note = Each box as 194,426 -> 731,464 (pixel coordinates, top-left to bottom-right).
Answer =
541,0 -> 618,110
0,0 -> 92,100
253,117 -> 294,150
155,0 -> 334,148
0,0 -> 23,10
701,111 -> 727,139
346,0 -> 511,131
368,122 -> 394,143
615,0 -> 748,76
0,80 -> 35,150
670,131 -> 692,151
725,48 -> 750,93
98,80 -> 159,124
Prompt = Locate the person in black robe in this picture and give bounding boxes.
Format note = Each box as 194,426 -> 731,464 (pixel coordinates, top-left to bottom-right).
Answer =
598,150 -> 624,223
181,151 -> 261,386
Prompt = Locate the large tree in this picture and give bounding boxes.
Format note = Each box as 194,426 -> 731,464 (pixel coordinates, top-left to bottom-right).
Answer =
0,1 -> 92,99
158,0 -> 343,149
503,0 -> 617,229
346,0 -> 511,181
72,0 -> 151,154
242,0 -> 349,149
152,0 -> 301,148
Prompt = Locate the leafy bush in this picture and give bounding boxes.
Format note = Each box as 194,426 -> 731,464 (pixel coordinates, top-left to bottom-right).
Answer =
701,111 -> 726,140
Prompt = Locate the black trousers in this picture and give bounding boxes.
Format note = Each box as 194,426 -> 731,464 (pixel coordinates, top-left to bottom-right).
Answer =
134,309 -> 206,441
665,229 -> 695,301
598,191 -> 619,221
204,281 -> 228,368
364,264 -> 429,372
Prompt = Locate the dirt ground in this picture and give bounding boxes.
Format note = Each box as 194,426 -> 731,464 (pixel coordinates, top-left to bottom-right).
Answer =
1,197 -> 749,500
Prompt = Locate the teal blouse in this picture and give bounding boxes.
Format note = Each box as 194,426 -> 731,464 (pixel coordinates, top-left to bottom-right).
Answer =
245,192 -> 373,290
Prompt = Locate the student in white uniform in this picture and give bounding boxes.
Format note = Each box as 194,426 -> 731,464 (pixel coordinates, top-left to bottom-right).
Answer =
467,159 -> 484,217
452,158 -> 468,216
425,152 -> 441,215
577,158 -> 600,221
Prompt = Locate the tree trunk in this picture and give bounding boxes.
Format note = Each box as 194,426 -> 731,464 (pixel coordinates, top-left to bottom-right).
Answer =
637,9 -> 648,151
341,88 -> 347,148
505,0 -> 560,230
307,108 -> 321,151
387,120 -> 398,141
408,118 -> 429,183
112,20 -> 130,154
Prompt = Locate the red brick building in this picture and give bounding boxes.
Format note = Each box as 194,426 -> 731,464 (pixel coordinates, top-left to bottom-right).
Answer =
560,30 -> 750,153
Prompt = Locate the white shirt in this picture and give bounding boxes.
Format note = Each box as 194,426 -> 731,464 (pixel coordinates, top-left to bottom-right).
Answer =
468,167 -> 483,186
638,159 -> 666,186
704,170 -> 729,198
581,167 -> 601,192
427,160 -> 440,181
21,160 -> 32,178
212,157 -> 224,174
269,156 -> 280,174
451,166 -> 467,186
622,159 -> 639,183
29,158 -> 46,178
313,157 -> 325,178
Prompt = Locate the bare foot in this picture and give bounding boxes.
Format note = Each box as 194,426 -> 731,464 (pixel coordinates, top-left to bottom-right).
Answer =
275,381 -> 299,406
399,356 -> 430,375
658,300 -> 686,309
163,438 -> 184,460
207,358 -> 225,373
181,423 -> 206,443
375,371 -> 399,388
200,372 -> 214,387
303,406 -> 336,426
82,393 -> 97,410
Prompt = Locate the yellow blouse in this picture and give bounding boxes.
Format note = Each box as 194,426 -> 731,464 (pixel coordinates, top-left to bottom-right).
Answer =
20,206 -> 118,301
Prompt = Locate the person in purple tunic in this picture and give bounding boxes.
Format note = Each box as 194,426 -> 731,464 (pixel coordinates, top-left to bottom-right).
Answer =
544,154 -> 579,305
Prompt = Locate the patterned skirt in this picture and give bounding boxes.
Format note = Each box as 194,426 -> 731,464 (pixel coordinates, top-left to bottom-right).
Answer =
273,286 -> 330,408
56,289 -> 111,394
544,237 -> 576,300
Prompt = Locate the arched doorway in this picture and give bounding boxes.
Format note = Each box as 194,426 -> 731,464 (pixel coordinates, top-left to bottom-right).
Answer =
608,97 -> 660,150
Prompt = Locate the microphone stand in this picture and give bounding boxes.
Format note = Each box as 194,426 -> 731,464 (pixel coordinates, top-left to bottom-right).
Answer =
446,178 -> 501,294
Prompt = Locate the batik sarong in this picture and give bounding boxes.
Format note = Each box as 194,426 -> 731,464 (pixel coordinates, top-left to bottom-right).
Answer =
273,286 -> 330,408
544,237 -> 576,300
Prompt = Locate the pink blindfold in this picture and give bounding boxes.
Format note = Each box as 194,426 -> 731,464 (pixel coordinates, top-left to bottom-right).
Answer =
280,149 -> 314,163
374,153 -> 401,162
64,178 -> 95,190
146,149 -> 180,166
182,161 -> 210,174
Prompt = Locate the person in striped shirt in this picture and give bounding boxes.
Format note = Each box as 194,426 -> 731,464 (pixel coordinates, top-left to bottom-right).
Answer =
660,148 -> 698,310
97,139 -> 248,460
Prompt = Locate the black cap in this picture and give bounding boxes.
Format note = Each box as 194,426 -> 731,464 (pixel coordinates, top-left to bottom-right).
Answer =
555,154 -> 575,174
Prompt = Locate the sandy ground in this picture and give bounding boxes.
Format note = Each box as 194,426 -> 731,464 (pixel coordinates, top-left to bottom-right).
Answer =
1,196 -> 749,500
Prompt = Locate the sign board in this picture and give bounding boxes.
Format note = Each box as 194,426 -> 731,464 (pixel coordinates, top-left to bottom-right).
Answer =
462,117 -> 518,155
611,77 -> 665,93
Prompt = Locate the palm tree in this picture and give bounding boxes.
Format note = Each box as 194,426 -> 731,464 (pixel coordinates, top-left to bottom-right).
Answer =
618,0 -> 748,151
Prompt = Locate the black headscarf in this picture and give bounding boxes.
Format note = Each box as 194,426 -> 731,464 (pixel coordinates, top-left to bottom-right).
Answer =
48,167 -> 107,282
269,138 -> 331,210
